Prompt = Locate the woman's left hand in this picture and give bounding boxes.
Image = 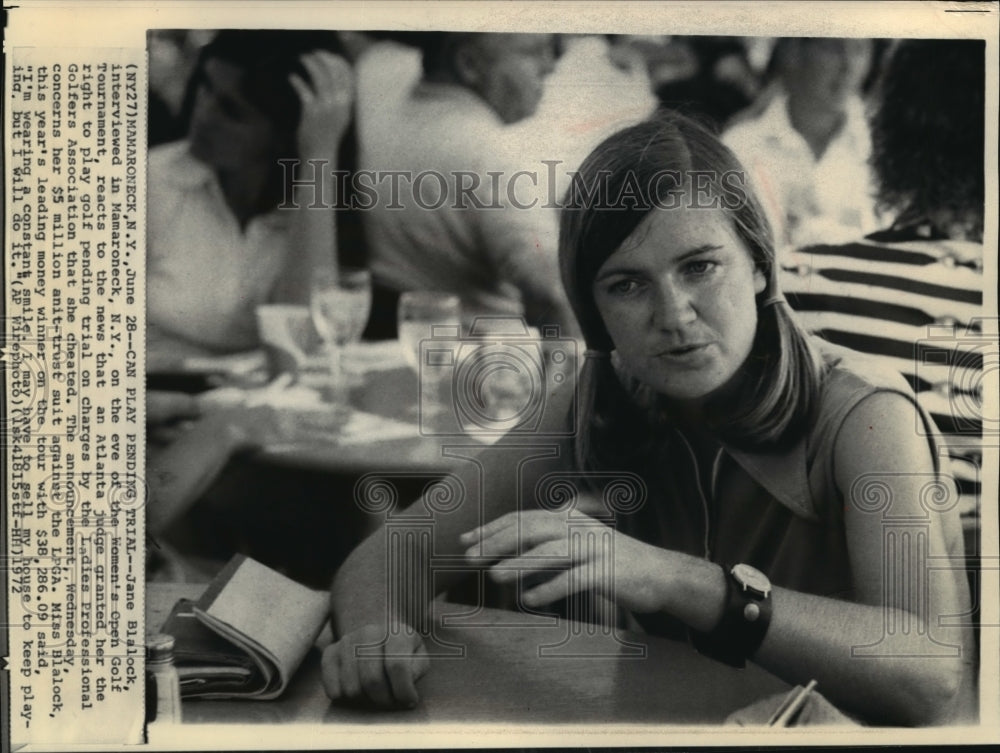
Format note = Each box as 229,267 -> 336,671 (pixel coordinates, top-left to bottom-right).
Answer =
289,50 -> 354,159
460,510 -> 674,614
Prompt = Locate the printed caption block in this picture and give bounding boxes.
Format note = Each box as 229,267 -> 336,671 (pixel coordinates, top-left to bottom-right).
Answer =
4,48 -> 146,746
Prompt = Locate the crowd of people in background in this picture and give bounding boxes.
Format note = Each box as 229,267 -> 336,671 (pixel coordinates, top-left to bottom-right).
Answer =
144,31 -> 908,349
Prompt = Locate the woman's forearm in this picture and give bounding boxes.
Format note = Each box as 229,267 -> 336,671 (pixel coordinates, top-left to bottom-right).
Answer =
274,156 -> 338,303
756,587 -> 964,726
330,502 -> 479,639
275,50 -> 354,303
661,553 -> 965,726
331,450 -> 520,639
330,524 -> 391,637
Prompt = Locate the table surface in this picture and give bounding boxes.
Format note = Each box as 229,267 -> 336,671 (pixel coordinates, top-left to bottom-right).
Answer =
256,365 -> 462,474
151,342 -> 563,477
189,356 -> 483,476
148,582 -> 789,726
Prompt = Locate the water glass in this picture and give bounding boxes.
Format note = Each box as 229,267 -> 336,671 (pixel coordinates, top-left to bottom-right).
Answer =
397,292 -> 461,419
397,292 -> 462,370
310,267 -> 373,401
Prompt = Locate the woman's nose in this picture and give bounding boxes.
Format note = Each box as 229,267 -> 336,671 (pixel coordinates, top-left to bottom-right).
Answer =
651,278 -> 696,330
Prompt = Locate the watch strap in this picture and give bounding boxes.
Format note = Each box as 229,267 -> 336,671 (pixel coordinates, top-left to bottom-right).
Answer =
690,565 -> 772,668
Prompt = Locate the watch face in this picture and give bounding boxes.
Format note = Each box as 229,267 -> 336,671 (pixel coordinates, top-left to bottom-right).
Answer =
732,564 -> 771,596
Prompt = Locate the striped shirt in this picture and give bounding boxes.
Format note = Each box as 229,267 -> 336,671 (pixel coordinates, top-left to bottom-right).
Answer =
781,230 -> 985,516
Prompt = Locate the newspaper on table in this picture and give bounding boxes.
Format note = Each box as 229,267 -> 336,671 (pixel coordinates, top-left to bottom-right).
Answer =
3,1 -> 999,750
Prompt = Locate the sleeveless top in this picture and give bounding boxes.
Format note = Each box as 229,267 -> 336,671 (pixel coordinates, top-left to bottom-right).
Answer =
479,338 -> 974,719
613,341 -> 966,637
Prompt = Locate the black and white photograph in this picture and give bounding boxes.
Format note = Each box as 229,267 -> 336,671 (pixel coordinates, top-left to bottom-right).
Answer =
3,1 -> 998,749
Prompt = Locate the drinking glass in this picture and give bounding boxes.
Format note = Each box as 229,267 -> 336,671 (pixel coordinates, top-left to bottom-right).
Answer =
310,267 -> 373,401
397,292 -> 461,419
397,292 -> 462,370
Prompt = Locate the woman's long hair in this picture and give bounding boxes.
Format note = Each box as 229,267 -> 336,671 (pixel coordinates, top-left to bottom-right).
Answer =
558,111 -> 822,474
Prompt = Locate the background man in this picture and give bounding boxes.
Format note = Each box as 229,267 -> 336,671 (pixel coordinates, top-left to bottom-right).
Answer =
356,32 -> 579,337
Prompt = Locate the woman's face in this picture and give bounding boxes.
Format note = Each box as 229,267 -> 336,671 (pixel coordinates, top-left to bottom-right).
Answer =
593,204 -> 766,405
188,58 -> 277,170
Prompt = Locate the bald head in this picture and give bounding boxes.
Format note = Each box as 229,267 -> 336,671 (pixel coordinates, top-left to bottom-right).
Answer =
425,32 -> 557,123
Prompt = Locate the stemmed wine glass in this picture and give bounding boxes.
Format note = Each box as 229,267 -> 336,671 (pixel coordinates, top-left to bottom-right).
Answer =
397,292 -> 461,419
310,267 -> 372,402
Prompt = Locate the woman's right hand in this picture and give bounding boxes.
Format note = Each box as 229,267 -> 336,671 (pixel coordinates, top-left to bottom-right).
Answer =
321,624 -> 430,709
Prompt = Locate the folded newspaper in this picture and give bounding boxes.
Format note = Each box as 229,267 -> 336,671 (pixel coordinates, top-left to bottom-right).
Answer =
160,555 -> 330,699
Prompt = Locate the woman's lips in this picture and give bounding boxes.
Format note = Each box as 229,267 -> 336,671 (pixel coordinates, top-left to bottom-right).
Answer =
654,343 -> 713,362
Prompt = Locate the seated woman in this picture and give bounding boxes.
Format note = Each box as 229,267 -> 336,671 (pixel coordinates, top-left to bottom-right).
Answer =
147,30 -> 353,361
322,112 -> 973,726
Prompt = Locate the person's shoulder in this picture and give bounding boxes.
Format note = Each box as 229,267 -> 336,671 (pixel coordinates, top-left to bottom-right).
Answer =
149,140 -> 190,169
804,339 -> 932,516
816,339 -> 913,401
147,141 -> 213,233
807,339 -> 918,450
149,140 -> 207,191
411,82 -> 491,121
393,83 -> 499,164
722,87 -> 784,143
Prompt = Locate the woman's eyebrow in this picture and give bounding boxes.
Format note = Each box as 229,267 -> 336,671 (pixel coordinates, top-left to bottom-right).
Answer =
676,244 -> 724,261
595,244 -> 724,282
594,265 -> 644,282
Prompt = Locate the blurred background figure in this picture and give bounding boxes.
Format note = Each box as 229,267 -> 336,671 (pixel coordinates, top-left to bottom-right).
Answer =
355,32 -> 579,338
724,37 -> 878,250
147,30 -> 355,364
506,34 -> 659,201
782,38 -> 986,541
652,35 -> 766,131
148,29 -> 215,146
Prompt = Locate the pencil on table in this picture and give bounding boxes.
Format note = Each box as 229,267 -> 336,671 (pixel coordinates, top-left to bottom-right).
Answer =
769,679 -> 818,727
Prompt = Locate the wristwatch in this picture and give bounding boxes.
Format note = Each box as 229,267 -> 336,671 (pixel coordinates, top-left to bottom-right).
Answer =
690,563 -> 773,668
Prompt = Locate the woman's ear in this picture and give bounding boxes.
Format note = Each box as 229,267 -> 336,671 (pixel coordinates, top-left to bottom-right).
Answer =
753,267 -> 767,295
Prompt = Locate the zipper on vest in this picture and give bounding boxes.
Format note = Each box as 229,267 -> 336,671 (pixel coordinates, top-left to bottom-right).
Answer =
676,432 -> 724,561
